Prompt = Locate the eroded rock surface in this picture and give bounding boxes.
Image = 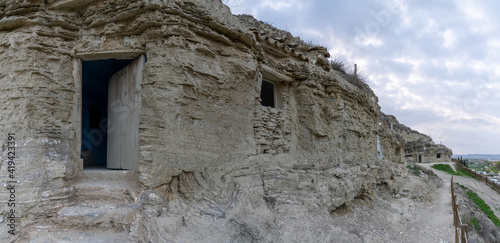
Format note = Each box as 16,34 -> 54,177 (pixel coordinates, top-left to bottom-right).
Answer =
0,1 -> 449,242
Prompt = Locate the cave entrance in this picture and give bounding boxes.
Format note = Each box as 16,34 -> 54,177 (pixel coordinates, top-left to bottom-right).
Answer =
436,153 -> 441,159
80,55 -> 145,170
418,154 -> 423,163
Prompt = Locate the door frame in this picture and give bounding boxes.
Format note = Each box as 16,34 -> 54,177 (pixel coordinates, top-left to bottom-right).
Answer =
74,51 -> 145,171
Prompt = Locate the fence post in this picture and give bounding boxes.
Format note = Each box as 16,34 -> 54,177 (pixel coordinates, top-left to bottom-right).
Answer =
460,224 -> 468,242
453,195 -> 457,226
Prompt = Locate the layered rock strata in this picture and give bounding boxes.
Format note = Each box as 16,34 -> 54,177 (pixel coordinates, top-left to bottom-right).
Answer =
0,0 -> 447,241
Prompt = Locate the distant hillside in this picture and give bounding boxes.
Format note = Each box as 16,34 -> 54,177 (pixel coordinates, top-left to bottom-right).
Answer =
453,154 -> 500,160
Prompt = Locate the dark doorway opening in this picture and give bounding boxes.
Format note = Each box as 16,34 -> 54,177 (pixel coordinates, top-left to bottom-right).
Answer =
418,154 -> 423,163
81,59 -> 134,168
260,80 -> 275,107
436,153 -> 441,159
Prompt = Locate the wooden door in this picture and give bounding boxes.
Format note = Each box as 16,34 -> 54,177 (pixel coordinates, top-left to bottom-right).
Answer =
107,55 -> 144,170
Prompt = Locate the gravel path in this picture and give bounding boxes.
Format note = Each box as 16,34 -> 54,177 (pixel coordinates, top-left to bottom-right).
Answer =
413,162 -> 500,242
405,163 -> 455,242
421,162 -> 500,221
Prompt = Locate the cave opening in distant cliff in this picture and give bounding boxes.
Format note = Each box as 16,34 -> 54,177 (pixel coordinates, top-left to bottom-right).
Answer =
437,153 -> 441,159
80,55 -> 144,170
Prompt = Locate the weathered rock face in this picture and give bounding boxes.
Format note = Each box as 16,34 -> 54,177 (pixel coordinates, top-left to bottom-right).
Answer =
0,0 -> 437,241
379,113 -> 453,163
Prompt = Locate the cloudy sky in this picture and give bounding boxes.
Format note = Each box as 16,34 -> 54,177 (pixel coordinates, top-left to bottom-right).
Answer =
227,0 -> 500,155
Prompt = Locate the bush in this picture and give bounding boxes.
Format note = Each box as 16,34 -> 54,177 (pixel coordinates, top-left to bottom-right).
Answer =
329,56 -> 348,74
329,56 -> 371,93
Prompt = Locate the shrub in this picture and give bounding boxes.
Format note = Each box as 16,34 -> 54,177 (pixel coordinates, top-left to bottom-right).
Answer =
329,56 -> 371,93
329,56 -> 348,74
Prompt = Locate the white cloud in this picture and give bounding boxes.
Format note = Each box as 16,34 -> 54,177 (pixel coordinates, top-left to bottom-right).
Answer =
442,29 -> 457,49
260,0 -> 295,11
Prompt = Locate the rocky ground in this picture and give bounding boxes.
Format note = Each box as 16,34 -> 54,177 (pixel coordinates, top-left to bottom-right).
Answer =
19,161 -> 500,242
420,162 -> 500,243
323,161 -> 500,243
274,161 -> 453,243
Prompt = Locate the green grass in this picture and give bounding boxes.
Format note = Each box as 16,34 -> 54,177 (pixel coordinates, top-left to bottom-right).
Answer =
430,164 -> 475,178
455,182 -> 467,189
466,190 -> 500,227
431,164 -> 456,174
454,164 -> 476,178
471,217 -> 480,230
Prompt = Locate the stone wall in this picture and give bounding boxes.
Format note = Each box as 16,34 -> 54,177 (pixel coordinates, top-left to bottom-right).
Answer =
0,4 -> 80,236
254,105 -> 291,154
0,0 -> 417,241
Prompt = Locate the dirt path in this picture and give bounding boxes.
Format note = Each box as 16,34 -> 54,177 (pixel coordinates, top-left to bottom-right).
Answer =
421,162 -> 500,220
391,161 -> 500,242
401,164 -> 455,242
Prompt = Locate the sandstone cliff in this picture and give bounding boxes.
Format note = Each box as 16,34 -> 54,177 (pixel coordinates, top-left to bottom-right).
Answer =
0,0 -> 447,242
380,112 -> 453,163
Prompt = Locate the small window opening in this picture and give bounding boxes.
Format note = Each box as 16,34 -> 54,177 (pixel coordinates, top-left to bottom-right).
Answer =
437,153 -> 441,159
260,80 -> 275,107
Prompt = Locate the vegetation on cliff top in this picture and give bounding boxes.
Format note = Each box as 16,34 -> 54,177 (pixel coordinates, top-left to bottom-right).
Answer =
329,56 -> 371,93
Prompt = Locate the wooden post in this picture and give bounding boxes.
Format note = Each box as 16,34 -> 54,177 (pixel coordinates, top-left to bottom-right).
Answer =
453,195 -> 458,226
460,224 -> 468,242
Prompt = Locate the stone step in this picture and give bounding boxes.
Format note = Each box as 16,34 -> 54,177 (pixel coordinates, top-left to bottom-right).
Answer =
70,168 -> 141,205
77,168 -> 138,183
72,182 -> 139,205
52,169 -> 143,232
56,204 -> 142,231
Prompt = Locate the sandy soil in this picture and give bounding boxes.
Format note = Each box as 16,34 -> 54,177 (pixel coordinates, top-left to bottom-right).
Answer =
402,167 -> 454,242
387,163 -> 454,242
